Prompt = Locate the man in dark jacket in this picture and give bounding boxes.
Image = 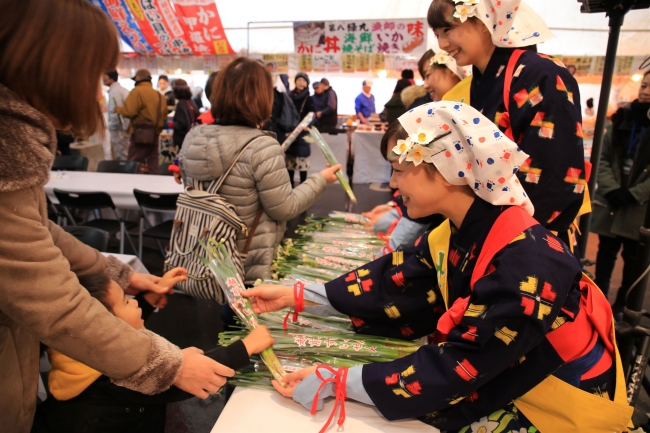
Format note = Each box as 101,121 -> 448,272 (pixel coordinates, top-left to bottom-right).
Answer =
313,78 -> 338,132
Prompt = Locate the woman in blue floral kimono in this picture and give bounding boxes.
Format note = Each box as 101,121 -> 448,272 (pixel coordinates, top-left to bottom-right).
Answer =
428,0 -> 587,250
244,102 -> 632,432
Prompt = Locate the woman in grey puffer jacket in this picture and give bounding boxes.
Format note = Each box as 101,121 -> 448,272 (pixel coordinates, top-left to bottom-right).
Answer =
179,57 -> 340,284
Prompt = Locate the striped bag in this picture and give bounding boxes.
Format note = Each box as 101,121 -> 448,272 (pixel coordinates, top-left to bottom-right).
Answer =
164,137 -> 264,303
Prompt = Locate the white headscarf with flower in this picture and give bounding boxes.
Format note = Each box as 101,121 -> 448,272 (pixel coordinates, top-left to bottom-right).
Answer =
392,101 -> 534,215
451,0 -> 554,48
430,50 -> 471,81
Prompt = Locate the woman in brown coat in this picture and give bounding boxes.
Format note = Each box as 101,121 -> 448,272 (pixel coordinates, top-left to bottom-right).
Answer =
0,1 -> 234,432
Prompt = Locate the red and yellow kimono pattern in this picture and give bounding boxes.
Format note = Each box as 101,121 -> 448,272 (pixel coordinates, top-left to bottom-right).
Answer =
324,199 -> 632,431
470,48 -> 586,236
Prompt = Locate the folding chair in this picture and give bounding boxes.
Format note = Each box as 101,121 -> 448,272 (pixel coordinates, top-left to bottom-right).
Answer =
62,226 -> 109,252
52,155 -> 88,172
133,189 -> 179,259
96,160 -> 139,174
53,189 -> 137,254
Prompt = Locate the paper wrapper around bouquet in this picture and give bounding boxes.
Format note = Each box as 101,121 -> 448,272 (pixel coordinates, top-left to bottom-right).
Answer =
397,101 -> 534,215
198,239 -> 287,385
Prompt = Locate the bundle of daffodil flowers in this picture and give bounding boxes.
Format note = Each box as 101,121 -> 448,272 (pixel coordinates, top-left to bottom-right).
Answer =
269,212 -> 383,283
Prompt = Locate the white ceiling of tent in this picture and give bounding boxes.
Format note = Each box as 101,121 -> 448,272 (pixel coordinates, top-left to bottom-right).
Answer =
213,0 -> 649,56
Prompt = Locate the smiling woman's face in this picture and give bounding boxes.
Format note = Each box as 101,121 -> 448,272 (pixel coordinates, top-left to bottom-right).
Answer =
431,3 -> 493,70
389,155 -> 446,219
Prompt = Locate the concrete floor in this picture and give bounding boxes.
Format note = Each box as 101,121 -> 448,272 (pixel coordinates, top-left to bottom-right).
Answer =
121,184 -> 650,431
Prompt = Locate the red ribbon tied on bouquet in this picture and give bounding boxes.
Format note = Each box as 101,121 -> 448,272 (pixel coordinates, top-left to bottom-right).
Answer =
283,281 -> 305,330
311,365 -> 349,433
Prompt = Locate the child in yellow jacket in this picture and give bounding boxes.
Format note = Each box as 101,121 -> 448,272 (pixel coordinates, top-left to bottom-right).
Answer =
39,269 -> 273,433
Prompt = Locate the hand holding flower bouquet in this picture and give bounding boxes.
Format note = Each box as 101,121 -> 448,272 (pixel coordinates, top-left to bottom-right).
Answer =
198,238 -> 287,386
307,127 -> 357,203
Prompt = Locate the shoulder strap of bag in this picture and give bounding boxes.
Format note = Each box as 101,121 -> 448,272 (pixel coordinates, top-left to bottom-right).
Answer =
243,207 -> 264,254
212,135 -> 266,192
300,95 -> 308,114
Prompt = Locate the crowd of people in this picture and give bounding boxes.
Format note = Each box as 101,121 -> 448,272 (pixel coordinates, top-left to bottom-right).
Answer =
0,0 -> 648,432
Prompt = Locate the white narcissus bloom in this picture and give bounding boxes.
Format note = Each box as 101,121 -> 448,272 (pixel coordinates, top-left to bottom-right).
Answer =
434,51 -> 449,65
405,144 -> 433,166
392,138 -> 413,156
411,127 -> 436,145
454,3 -> 479,22
469,416 -> 499,433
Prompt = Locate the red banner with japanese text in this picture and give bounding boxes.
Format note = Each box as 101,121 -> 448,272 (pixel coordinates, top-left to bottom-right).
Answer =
173,0 -> 235,55
125,0 -> 193,55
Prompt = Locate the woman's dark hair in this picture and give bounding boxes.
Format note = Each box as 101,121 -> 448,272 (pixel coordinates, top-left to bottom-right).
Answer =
211,57 -> 273,127
159,74 -> 169,83
380,121 -> 409,160
0,0 -> 119,137
204,71 -> 219,102
172,78 -> 192,100
427,0 -> 456,29
417,49 -> 435,79
78,273 -> 113,313
586,98 -> 594,109
394,79 -> 412,94
645,69 -> 650,78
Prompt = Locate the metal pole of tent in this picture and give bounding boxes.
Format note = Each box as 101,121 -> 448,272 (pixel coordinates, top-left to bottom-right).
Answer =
577,7 -> 628,259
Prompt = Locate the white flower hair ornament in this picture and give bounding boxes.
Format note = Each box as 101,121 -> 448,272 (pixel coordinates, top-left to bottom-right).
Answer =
406,143 -> 435,166
396,101 -> 535,215
452,0 -> 480,23
430,50 -> 468,81
391,137 -> 413,163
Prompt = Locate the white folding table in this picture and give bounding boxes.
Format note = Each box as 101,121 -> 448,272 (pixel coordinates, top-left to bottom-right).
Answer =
307,132 -> 350,181
45,171 -> 183,210
352,131 -> 392,184
211,387 -> 438,433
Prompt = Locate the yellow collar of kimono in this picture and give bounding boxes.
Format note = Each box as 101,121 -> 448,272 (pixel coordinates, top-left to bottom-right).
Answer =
427,219 -> 453,310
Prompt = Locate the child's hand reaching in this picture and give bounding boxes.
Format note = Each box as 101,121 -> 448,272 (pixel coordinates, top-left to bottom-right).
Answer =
141,268 -> 187,309
242,326 -> 275,355
143,291 -> 166,309
159,267 -> 188,292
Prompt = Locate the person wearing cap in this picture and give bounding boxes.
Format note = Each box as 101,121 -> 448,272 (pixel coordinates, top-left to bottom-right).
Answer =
243,101 -> 632,432
355,79 -> 376,124
102,70 -> 130,161
115,68 -> 168,174
428,0 -> 586,255
313,78 -> 338,131
286,72 -> 315,187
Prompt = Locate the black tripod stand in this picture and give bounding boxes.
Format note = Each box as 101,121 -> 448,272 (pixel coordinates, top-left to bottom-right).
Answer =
573,0 -> 650,414
617,199 -> 650,408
